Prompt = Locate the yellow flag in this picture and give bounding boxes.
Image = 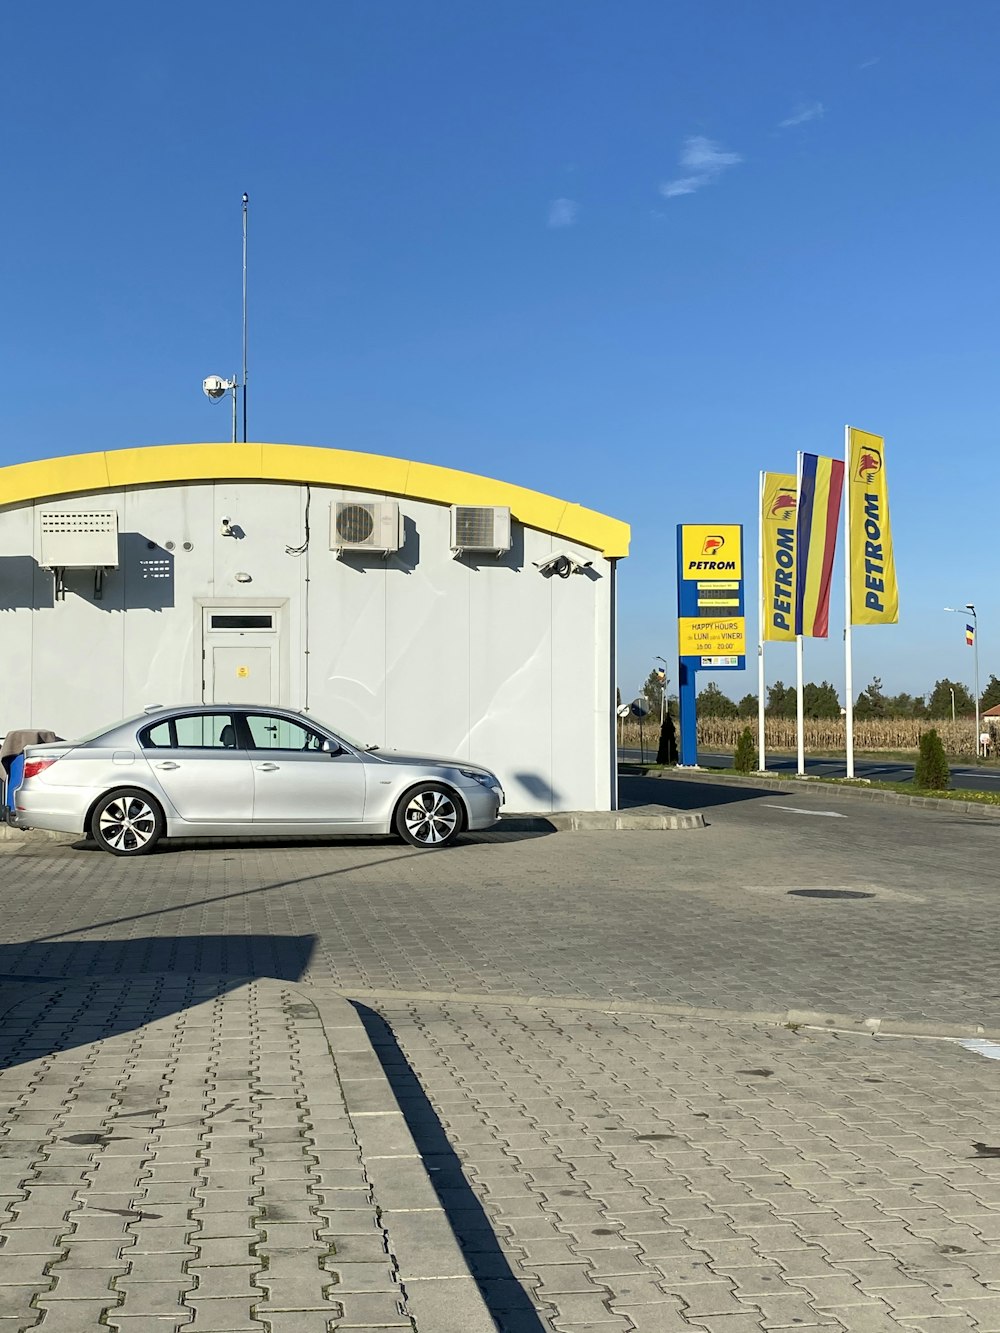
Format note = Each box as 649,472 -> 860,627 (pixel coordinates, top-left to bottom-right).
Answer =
761,472 -> 797,642
848,429 -> 898,625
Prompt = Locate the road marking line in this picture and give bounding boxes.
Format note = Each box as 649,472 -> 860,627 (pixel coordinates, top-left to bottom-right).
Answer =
762,805 -> 847,818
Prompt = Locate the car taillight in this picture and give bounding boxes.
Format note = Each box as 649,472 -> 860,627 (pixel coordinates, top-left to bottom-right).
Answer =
22,758 -> 58,780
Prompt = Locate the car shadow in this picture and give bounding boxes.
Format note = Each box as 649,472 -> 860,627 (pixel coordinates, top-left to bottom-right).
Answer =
354,1002 -> 548,1333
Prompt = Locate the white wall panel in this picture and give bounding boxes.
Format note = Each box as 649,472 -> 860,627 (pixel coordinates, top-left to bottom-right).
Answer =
0,506 -> 36,737
0,478 -> 618,812
469,545 -> 553,810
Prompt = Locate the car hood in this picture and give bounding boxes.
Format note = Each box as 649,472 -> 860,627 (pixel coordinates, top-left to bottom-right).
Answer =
367,749 -> 496,777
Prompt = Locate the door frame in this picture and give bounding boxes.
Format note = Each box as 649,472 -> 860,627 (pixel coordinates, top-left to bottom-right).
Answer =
196,597 -> 289,706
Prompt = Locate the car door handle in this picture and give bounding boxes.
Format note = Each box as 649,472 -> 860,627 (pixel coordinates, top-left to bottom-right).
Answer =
155,761 -> 180,770
256,763 -> 279,772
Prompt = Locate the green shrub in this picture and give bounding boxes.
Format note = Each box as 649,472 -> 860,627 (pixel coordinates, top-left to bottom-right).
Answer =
915,729 -> 950,790
734,726 -> 757,774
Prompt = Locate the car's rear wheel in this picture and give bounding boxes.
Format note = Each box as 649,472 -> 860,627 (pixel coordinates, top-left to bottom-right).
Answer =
395,783 -> 462,848
91,788 -> 165,856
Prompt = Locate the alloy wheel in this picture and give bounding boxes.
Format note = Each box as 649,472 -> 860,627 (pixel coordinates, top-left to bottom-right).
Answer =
403,788 -> 459,845
98,796 -> 158,852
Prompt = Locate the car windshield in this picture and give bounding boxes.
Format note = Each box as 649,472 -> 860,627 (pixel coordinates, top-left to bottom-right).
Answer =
310,715 -> 370,752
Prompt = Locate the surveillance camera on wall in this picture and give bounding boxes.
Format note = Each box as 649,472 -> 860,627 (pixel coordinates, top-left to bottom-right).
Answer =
220,516 -> 233,536
533,551 -> 594,579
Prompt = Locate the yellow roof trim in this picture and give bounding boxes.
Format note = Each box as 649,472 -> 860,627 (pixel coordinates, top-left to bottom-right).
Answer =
0,443 -> 630,557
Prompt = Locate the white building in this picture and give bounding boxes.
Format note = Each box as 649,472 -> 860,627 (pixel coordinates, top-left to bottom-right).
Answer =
0,443 -> 629,812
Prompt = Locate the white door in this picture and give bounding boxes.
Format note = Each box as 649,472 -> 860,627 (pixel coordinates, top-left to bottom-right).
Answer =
212,646 -> 272,704
202,607 -> 282,705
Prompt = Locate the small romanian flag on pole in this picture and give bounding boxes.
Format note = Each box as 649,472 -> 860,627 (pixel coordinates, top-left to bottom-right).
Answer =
794,453 -> 845,638
967,624 -> 976,647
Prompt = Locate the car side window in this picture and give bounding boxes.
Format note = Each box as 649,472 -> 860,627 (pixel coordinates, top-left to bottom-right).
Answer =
140,715 -> 240,750
244,714 -> 325,751
142,721 -> 173,748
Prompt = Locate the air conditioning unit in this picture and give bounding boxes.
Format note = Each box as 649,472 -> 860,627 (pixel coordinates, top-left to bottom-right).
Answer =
450,505 -> 512,554
39,510 -> 120,569
331,501 -> 403,555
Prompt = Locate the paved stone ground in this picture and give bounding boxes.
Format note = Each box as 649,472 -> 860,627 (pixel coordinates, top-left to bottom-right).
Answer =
3,779 -> 1000,1331
0,977 -> 464,1332
369,998 -> 1000,1333
0,779 -> 998,1025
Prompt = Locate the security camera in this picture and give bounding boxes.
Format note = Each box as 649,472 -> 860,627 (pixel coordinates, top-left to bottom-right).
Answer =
220,516 -> 233,536
533,551 -> 594,578
203,374 -> 236,401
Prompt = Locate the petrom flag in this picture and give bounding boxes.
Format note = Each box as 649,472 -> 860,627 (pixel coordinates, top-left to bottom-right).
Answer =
848,427 -> 898,625
761,473 -> 797,641
795,453 -> 844,638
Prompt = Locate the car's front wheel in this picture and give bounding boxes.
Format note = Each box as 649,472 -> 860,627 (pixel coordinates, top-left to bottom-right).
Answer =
395,783 -> 462,848
90,788 -> 165,856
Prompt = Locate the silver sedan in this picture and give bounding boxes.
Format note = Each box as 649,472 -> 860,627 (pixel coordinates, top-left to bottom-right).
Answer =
13,705 -> 504,856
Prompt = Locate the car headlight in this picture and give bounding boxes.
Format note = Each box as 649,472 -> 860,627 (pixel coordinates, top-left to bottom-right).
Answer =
460,769 -> 500,789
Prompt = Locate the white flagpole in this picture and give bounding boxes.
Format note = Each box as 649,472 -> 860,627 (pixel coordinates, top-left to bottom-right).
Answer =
795,452 -> 805,777
758,471 -> 767,772
843,425 -> 855,778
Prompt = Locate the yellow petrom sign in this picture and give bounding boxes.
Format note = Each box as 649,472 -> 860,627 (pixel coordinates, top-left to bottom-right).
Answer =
680,524 -> 742,579
678,617 -> 747,656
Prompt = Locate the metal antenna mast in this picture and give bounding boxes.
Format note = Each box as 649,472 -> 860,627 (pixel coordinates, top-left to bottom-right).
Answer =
242,193 -> 248,442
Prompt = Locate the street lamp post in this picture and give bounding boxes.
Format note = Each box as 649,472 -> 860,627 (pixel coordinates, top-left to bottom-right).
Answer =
654,657 -> 668,724
945,604 -> 980,758
950,687 -> 956,723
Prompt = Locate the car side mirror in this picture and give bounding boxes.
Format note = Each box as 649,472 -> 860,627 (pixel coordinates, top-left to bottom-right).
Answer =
321,738 -> 341,755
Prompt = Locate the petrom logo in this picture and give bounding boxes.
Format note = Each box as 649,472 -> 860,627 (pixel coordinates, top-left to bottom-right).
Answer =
855,446 -> 882,484
691,535 -> 737,568
680,523 -> 743,580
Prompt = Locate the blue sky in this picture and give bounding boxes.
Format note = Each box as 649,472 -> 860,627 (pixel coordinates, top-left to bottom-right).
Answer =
4,1 -> 998,705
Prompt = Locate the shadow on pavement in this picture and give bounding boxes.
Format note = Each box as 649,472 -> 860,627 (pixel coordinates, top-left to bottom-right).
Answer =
0,935 -> 316,1072
354,1002 -> 548,1333
619,773 -> 791,811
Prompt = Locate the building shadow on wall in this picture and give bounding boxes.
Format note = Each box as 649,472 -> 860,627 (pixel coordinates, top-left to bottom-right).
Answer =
0,555 -> 55,610
451,521 -> 525,573
0,538 -> 175,612
511,772 -> 561,807
121,533 -> 175,610
336,516 -> 421,574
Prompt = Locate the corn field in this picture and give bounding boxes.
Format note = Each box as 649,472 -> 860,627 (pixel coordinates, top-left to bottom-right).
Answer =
618,716 -> 988,759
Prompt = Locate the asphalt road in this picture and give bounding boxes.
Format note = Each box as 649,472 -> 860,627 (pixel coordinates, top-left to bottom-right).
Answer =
620,745 -> 1000,791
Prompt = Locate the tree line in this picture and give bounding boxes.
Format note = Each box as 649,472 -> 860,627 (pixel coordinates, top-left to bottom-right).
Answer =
639,669 -> 1000,720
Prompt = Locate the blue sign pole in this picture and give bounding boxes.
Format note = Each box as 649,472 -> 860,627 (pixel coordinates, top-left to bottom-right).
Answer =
675,522 -> 747,768
677,659 -> 698,766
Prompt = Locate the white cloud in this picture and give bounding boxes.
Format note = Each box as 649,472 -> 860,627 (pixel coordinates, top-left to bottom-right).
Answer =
858,57 -> 880,70
660,136 -> 742,199
778,101 -> 824,128
547,198 -> 579,228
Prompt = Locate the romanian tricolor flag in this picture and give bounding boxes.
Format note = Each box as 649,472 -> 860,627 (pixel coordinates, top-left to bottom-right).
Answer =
967,624 -> 976,647
794,453 -> 845,638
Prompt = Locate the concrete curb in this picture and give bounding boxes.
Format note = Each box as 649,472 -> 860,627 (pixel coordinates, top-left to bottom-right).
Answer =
624,764 -> 1000,818
0,824 -> 77,846
334,983 -> 1000,1043
500,809 -> 705,832
305,990 -> 499,1333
